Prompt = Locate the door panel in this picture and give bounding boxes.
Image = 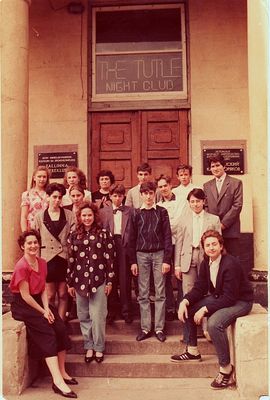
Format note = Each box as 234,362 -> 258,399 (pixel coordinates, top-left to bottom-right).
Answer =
91,110 -> 188,190
91,112 -> 140,191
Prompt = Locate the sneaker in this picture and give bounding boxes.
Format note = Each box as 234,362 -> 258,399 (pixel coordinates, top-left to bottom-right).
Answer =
210,366 -> 235,390
170,351 -> 202,363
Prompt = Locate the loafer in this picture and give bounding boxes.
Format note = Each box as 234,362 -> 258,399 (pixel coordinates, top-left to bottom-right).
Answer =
63,378 -> 78,385
95,353 -> 104,363
84,350 -> 95,363
52,383 -> 77,398
155,331 -> 166,342
136,330 -> 152,341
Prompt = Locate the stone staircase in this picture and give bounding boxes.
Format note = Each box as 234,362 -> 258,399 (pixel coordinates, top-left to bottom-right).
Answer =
66,316 -> 219,379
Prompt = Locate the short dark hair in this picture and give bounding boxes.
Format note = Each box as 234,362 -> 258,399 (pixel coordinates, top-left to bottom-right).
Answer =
46,183 -> 66,197
96,170 -> 115,185
18,229 -> 41,248
137,162 -> 152,174
109,184 -> 125,196
208,153 -> 225,167
156,174 -> 172,185
176,164 -> 192,175
140,181 -> 157,193
187,188 -> 206,201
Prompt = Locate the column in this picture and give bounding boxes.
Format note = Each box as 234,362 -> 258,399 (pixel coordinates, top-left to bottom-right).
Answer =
247,1 -> 268,273
1,0 -> 31,271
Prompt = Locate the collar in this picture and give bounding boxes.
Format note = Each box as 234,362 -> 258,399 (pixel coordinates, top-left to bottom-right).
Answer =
209,254 -> 222,267
161,193 -> 176,202
192,210 -> 204,218
140,203 -> 157,210
215,173 -> 226,183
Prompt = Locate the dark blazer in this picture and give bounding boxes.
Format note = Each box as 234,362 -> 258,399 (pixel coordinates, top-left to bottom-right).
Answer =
203,175 -> 243,238
99,204 -> 132,248
185,254 -> 253,314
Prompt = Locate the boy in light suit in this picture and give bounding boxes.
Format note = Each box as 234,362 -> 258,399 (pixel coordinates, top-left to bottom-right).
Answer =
174,188 -> 221,342
99,184 -> 133,324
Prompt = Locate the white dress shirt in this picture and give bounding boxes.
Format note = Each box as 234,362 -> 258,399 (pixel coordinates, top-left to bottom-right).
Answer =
192,210 -> 204,248
209,254 -> 222,287
215,173 -> 226,194
112,204 -> 122,235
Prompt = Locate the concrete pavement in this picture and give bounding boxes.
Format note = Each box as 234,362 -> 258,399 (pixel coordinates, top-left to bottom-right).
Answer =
4,377 -> 241,400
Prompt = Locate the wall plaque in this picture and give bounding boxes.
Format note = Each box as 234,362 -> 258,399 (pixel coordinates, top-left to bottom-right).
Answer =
203,148 -> 244,175
38,151 -> 78,179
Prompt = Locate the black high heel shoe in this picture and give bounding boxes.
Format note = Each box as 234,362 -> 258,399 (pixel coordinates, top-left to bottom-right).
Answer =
63,377 -> 78,385
52,383 -> 77,398
95,353 -> 104,363
84,350 -> 95,363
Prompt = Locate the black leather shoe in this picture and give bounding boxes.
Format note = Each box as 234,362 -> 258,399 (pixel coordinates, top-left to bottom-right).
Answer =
136,330 -> 152,341
155,331 -> 166,342
63,378 -> 78,385
52,383 -> 77,398
84,351 -> 95,363
95,353 -> 104,363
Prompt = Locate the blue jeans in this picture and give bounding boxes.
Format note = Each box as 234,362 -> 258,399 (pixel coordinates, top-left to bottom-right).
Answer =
137,250 -> 166,332
184,296 -> 253,366
76,283 -> 107,352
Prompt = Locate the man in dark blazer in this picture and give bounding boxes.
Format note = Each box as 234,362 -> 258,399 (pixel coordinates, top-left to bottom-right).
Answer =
99,184 -> 133,324
203,153 -> 243,256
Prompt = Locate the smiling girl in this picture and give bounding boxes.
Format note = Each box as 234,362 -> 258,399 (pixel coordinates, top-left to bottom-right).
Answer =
67,201 -> 115,364
62,166 -> 91,206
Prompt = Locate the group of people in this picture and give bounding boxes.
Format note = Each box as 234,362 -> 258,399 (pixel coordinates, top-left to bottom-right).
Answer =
9,153 -> 253,397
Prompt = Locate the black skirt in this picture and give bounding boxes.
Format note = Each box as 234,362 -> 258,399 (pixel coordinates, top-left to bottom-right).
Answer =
11,293 -> 71,360
46,255 -> 68,283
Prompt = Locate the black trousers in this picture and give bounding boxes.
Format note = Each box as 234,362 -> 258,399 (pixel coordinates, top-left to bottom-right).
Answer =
108,235 -> 132,318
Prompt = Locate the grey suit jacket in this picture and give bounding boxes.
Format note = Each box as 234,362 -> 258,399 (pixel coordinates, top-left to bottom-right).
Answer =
203,175 -> 243,238
174,210 -> 221,273
99,204 -> 132,247
34,208 -> 75,262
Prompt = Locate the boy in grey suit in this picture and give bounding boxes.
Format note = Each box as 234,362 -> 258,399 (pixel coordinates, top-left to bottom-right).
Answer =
203,153 -> 243,257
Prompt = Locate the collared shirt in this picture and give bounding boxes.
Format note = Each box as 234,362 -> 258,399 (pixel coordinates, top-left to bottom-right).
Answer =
112,204 -> 122,235
215,173 -> 226,193
209,254 -> 222,287
140,203 -> 157,210
157,193 -> 180,244
192,210 -> 204,248
172,183 -> 195,216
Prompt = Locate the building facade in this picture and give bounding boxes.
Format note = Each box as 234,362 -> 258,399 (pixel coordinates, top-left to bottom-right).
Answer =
1,0 -> 268,289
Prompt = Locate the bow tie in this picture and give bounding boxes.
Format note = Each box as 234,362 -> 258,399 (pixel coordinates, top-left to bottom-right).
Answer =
113,206 -> 125,214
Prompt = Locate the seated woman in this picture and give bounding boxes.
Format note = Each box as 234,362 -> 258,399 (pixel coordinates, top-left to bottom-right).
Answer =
67,201 -> 115,364
62,166 -> 91,207
171,229 -> 253,390
10,230 -> 78,398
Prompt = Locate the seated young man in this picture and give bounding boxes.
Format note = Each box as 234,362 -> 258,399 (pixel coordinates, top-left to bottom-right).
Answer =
99,184 -> 133,324
171,230 -> 253,390
129,181 -> 173,342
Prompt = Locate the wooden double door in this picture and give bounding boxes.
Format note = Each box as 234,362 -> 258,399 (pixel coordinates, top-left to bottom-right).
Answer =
90,110 -> 188,191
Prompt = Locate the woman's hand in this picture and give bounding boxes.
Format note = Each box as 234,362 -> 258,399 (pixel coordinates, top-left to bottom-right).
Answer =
43,308 -> 55,324
68,287 -> 76,298
131,264 -> 138,276
105,284 -> 112,296
193,307 -> 207,325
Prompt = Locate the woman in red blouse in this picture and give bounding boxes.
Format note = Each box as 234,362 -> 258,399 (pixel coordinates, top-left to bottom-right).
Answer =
10,230 -> 78,398
67,201 -> 115,363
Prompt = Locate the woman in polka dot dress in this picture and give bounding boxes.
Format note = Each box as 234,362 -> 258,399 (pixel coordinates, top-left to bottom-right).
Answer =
67,201 -> 115,363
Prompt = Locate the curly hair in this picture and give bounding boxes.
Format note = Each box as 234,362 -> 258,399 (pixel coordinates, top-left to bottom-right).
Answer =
201,229 -> 226,259
63,166 -> 87,190
96,170 -> 115,186
75,201 -> 102,238
18,229 -> 41,248
46,183 -> 66,197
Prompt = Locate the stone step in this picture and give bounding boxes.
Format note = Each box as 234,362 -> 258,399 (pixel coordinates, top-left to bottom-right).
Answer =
69,334 -> 215,355
66,354 -> 219,378
67,318 -> 203,336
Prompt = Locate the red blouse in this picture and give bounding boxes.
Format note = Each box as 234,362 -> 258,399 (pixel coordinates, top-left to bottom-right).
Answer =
10,256 -> 47,295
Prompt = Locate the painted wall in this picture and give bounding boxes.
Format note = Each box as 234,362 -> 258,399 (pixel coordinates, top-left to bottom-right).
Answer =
189,0 -> 252,232
28,0 -> 252,232
28,0 -> 88,184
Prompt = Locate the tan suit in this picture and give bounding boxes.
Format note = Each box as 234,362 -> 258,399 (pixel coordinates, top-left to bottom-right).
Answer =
35,208 -> 75,262
175,209 -> 221,295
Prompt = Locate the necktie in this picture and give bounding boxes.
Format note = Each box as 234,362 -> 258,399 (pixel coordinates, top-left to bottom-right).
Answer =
113,206 -> 124,214
193,215 -> 201,248
216,179 -> 222,194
